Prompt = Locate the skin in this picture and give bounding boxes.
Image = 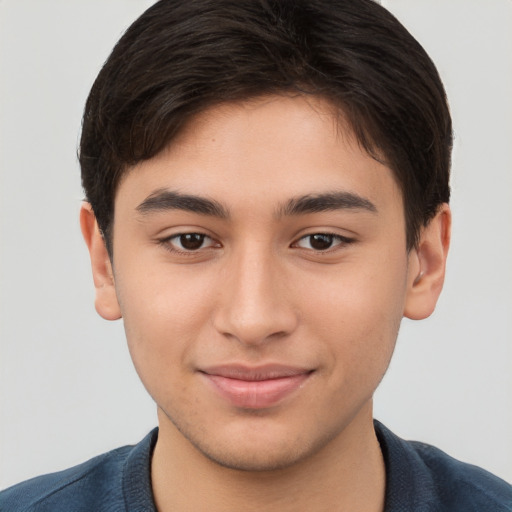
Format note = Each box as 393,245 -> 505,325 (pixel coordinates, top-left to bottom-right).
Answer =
81,95 -> 450,511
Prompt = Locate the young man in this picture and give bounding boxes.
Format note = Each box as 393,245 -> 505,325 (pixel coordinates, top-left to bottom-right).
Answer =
1,0 -> 511,510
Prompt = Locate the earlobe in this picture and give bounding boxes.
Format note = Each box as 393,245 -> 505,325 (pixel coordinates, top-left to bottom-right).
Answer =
404,204 -> 451,320
80,202 -> 122,321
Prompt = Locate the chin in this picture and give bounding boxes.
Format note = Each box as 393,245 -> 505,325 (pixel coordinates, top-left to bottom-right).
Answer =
174,414 -> 340,474
196,440 -> 312,473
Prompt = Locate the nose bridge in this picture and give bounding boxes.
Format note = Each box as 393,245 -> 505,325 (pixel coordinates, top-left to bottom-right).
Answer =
213,240 -> 297,345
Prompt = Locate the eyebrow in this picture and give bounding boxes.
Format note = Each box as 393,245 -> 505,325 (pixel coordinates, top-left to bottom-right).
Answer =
277,192 -> 377,217
136,189 -> 377,220
136,189 -> 229,218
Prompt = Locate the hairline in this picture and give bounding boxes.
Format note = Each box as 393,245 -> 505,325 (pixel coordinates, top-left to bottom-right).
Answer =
101,92 -> 410,259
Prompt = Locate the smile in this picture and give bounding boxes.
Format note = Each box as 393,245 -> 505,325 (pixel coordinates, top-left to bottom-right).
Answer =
200,365 -> 314,409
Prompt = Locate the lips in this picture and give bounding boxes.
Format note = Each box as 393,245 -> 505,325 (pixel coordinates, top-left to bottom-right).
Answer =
200,365 -> 313,409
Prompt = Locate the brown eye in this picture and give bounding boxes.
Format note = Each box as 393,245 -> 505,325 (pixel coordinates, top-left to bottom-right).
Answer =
179,234 -> 205,250
309,234 -> 334,250
295,233 -> 352,251
167,233 -> 214,252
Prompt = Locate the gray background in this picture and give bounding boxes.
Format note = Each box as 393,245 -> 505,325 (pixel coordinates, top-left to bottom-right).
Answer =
1,0 -> 511,489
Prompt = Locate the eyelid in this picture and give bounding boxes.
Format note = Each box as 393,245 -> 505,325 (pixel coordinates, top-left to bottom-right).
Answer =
159,231 -> 221,254
292,232 -> 355,251
156,229 -> 355,256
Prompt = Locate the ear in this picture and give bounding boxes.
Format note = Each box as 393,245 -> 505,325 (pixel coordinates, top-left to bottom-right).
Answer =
404,204 -> 451,320
80,202 -> 122,321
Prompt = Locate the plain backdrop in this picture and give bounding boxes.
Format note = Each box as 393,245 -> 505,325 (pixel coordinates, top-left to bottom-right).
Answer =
1,0 -> 511,490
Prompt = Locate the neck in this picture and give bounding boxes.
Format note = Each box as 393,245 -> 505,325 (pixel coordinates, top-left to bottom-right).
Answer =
151,403 -> 385,512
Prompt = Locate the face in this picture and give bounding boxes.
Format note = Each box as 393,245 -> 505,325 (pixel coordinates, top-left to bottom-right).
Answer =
85,95 -> 446,471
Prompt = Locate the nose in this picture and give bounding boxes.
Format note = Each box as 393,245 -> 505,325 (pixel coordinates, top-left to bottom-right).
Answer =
212,245 -> 299,346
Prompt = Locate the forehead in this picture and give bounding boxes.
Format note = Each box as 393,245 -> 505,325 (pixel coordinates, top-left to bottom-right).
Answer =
116,95 -> 402,216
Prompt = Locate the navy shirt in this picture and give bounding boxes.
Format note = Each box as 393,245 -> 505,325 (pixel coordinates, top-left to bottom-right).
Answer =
2,421 -> 511,511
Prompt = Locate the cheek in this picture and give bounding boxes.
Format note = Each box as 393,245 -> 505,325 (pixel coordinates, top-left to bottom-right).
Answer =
301,255 -> 407,379
114,268 -> 216,392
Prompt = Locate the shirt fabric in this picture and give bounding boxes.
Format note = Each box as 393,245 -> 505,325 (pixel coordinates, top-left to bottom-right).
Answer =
1,421 -> 511,511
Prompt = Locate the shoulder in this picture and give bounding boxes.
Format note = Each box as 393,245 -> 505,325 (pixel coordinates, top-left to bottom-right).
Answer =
0,429 -> 158,512
410,439 -> 512,511
375,421 -> 512,511
0,446 -> 130,512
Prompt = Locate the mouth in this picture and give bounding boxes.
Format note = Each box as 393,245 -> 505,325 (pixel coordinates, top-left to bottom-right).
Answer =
199,364 -> 314,409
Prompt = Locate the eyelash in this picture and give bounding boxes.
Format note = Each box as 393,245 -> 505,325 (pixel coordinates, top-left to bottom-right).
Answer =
159,231 -> 355,255
159,233 -> 218,254
293,232 -> 355,252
